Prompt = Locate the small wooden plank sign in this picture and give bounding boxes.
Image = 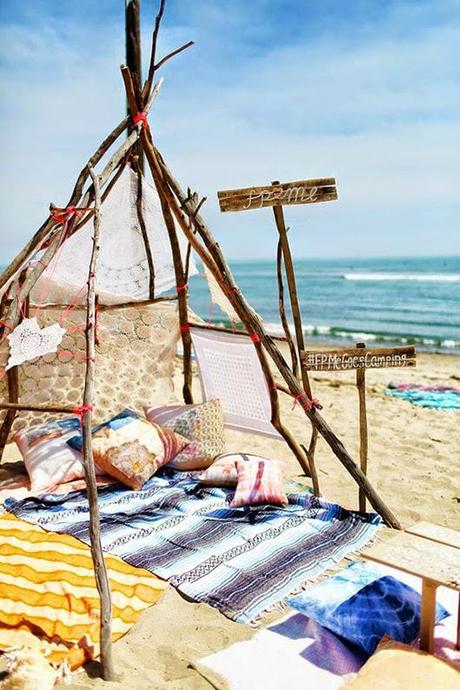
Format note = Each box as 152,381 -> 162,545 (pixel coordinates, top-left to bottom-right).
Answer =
217,177 -> 337,213
302,345 -> 416,372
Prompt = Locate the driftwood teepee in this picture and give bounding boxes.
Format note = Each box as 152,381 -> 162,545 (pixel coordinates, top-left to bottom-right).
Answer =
0,0 -> 400,680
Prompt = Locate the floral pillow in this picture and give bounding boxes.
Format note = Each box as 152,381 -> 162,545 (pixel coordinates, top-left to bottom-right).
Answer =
14,417 -> 89,492
198,452 -> 271,488
287,562 -> 449,656
144,399 -> 225,471
68,409 -> 189,490
230,457 -> 288,507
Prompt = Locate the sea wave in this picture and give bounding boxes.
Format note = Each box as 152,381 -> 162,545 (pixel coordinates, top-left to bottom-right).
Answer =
342,273 -> 460,283
262,321 -> 460,352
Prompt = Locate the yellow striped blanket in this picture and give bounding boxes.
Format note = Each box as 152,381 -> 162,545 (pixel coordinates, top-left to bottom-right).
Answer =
0,512 -> 167,668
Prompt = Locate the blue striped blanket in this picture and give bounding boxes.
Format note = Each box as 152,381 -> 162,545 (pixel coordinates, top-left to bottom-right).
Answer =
5,470 -> 380,624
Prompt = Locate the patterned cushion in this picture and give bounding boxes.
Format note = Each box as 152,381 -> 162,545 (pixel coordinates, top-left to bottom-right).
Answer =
287,562 -> 449,655
230,457 -> 288,507
198,452 -> 272,487
68,409 -> 189,490
14,417 -> 88,492
145,399 -> 225,470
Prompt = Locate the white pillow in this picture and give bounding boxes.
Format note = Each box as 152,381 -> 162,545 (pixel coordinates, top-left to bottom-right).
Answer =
14,418 -> 89,492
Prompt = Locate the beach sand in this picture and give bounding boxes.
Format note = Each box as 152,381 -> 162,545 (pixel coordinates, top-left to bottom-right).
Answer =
1,347 -> 459,689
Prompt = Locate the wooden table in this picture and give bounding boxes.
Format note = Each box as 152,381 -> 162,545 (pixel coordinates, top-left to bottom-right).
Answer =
360,521 -> 460,653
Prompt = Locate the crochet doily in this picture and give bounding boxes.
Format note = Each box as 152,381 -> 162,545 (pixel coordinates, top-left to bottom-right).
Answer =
6,317 -> 65,370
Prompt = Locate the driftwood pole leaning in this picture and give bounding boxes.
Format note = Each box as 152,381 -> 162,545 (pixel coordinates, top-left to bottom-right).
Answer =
85,165 -> 115,680
135,136 -> 401,528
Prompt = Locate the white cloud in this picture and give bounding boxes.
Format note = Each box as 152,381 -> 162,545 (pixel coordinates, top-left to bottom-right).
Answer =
0,1 -> 459,261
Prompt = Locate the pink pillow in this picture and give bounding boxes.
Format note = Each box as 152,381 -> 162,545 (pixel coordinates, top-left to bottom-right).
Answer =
14,418 -> 89,492
231,458 -> 288,508
198,452 -> 269,488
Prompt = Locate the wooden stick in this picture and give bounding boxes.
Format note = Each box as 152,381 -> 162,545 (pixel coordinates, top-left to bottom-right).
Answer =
0,402 -> 75,414
121,66 -> 193,404
271,183 -> 319,490
0,368 -> 19,459
134,161 -> 156,299
419,579 -> 437,653
125,0 -> 144,169
147,146 -> 401,528
85,165 -> 115,681
276,237 -> 299,377
189,321 -> 287,342
32,295 -> 178,312
153,41 -> 194,72
142,0 -> 166,101
356,342 -> 368,511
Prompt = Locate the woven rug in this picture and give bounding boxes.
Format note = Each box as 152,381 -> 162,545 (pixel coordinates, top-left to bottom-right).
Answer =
5,471 -> 380,624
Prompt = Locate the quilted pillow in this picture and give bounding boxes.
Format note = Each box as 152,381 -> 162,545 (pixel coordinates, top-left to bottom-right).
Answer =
287,562 -> 449,656
230,457 -> 288,507
68,409 -> 189,490
198,452 -> 273,488
144,399 -> 225,470
14,417 -> 89,492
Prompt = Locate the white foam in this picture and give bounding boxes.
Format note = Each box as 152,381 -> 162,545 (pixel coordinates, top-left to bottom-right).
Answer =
342,273 -> 460,283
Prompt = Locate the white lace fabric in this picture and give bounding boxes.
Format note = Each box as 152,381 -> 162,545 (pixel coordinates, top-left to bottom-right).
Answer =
32,167 -> 198,305
6,317 -> 65,370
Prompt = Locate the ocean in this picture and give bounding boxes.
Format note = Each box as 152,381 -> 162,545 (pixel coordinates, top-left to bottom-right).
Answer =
2,256 -> 459,354
188,256 -> 460,355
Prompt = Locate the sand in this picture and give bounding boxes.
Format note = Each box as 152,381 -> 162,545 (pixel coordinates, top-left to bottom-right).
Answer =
1,347 -> 459,689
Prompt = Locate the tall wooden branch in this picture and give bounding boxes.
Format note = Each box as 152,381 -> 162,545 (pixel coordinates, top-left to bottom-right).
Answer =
125,0 -> 144,169
122,65 -> 193,403
142,0 -> 166,101
134,161 -> 156,299
85,164 -> 115,680
137,138 -> 400,528
276,237 -> 299,377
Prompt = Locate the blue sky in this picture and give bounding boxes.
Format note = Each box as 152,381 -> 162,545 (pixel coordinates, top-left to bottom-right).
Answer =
0,0 -> 459,261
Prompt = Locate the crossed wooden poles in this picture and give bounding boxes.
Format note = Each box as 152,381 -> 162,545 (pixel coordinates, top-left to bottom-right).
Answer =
0,0 -> 402,680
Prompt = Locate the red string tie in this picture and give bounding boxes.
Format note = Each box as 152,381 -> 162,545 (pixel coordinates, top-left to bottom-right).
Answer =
133,112 -> 148,128
0,321 -> 13,331
72,404 -> 93,423
292,392 -> 321,412
176,283 -> 188,293
250,333 -> 261,343
50,206 -> 78,224
180,324 -> 190,333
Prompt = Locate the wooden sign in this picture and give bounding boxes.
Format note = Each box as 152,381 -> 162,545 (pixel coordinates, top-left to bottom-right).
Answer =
217,177 -> 337,213
301,346 -> 416,372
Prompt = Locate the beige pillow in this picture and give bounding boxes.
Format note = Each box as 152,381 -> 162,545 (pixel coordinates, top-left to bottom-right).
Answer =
341,636 -> 460,690
145,399 -> 225,470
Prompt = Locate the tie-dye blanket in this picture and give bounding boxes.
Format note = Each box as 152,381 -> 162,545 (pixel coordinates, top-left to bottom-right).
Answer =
6,470 -> 380,624
386,383 -> 460,410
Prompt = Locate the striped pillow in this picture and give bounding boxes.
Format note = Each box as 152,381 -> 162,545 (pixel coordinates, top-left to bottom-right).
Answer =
231,457 -> 288,507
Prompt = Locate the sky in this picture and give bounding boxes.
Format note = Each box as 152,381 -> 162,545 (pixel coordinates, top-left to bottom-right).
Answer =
0,0 -> 459,262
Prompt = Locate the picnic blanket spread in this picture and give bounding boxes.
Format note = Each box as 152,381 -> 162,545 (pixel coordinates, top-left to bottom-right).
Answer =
6,470 -> 380,624
0,512 -> 167,669
385,383 -> 460,410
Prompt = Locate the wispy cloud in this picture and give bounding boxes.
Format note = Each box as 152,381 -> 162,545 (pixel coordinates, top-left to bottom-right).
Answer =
0,0 -> 459,260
